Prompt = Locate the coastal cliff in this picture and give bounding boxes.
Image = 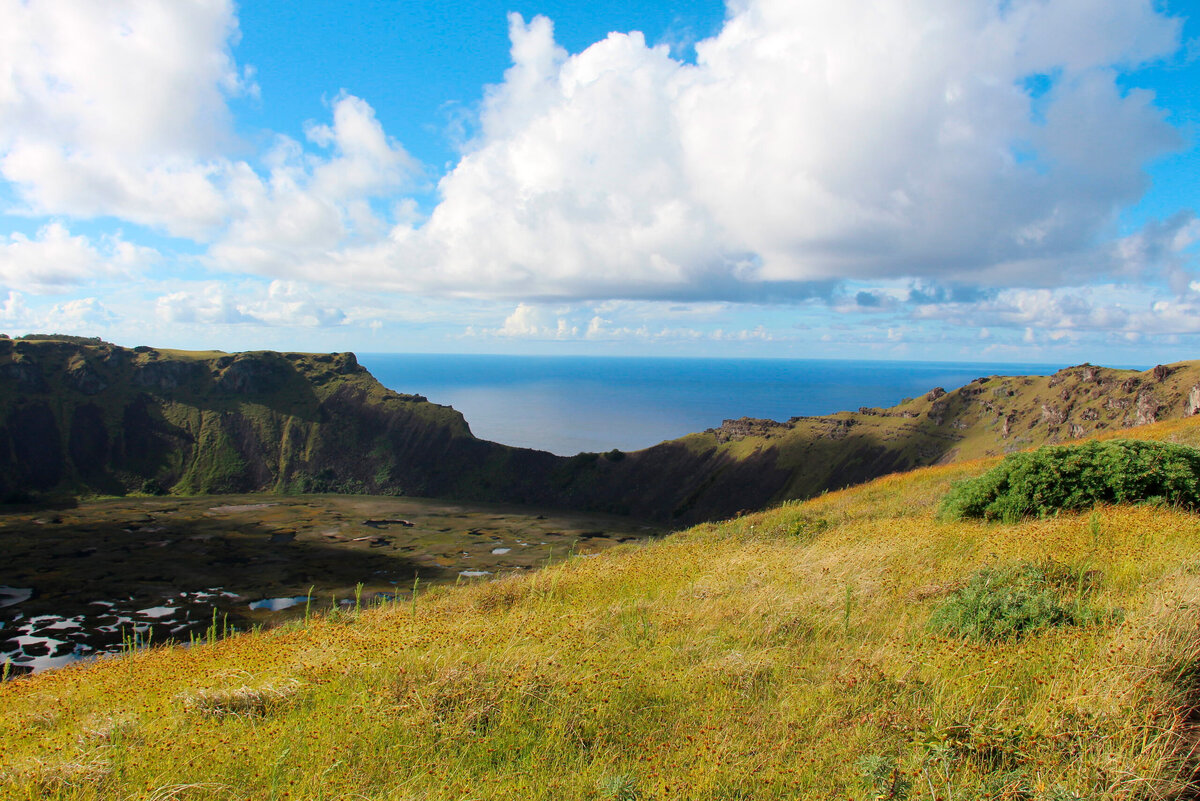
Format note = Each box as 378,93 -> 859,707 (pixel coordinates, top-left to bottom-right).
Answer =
3,335 -> 1199,522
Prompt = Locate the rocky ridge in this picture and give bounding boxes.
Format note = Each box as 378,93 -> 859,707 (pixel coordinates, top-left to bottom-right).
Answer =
2,336 -> 1199,523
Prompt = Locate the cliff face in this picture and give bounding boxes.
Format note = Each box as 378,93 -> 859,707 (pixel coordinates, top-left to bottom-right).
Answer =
3,337 -> 1200,523
0,339 -> 471,500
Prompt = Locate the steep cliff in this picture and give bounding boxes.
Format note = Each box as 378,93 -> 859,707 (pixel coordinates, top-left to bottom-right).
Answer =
3,336 -> 1199,523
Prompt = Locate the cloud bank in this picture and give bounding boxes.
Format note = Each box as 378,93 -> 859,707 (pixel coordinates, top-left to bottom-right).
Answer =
279,0 -> 1188,299
0,0 -> 1196,358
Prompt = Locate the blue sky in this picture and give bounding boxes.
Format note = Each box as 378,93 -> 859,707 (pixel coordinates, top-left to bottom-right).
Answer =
1,0 -> 1198,365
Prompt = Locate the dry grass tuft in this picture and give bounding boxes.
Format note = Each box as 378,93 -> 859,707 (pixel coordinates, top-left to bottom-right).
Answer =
177,679 -> 301,717
0,755 -> 112,797
470,572 -> 531,612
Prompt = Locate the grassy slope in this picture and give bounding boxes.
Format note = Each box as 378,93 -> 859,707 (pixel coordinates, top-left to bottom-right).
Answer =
686,361 -> 1200,502
4,420 -> 1200,799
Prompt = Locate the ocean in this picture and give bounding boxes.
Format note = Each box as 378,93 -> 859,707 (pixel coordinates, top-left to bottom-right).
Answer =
358,354 -> 1068,456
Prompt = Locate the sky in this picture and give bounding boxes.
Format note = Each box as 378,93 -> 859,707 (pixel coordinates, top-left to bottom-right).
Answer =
1,0 -> 1199,365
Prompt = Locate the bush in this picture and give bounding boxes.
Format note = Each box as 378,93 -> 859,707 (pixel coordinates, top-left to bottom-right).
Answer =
929,561 -> 1113,641
939,439 -> 1200,521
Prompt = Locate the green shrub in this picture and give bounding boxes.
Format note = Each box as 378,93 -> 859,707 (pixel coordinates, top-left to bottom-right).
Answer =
929,561 -> 1113,641
939,439 -> 1200,521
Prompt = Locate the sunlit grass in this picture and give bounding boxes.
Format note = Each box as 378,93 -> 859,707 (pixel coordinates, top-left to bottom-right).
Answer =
4,419 -> 1200,799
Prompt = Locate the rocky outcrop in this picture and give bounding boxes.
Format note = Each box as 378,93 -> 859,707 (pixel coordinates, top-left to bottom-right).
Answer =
1002,413 -> 1016,439
1187,385 -> 1200,416
132,360 -> 203,392
0,361 -> 47,393
65,363 -> 107,395
1041,404 -> 1067,427
707,417 -> 789,443
1136,391 -> 1162,427
215,354 -> 291,394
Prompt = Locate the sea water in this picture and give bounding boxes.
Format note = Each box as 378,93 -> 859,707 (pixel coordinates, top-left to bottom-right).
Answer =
359,355 -> 1072,456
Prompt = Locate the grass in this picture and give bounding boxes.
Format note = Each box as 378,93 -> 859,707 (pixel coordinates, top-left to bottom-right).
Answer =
5,423 -> 1200,798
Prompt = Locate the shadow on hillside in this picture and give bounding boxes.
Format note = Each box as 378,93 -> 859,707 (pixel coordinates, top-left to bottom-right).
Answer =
1,513 -> 446,627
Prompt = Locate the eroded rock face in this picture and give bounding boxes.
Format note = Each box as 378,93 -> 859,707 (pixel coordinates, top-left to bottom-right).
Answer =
69,404 -> 109,474
216,356 -> 288,394
1135,391 -> 1162,427
926,387 -> 946,401
132,360 -> 202,392
7,403 -> 62,489
927,399 -> 949,425
0,361 -> 47,393
1187,385 -> 1200,416
1002,413 -> 1016,438
1041,405 -> 1066,426
65,363 -> 107,396
707,417 -> 790,443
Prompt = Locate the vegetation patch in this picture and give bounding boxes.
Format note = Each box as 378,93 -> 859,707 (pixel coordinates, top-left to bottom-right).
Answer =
929,561 -> 1114,641
940,439 -> 1200,521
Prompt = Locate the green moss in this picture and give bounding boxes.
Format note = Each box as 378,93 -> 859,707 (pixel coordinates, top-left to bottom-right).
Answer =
175,415 -> 248,494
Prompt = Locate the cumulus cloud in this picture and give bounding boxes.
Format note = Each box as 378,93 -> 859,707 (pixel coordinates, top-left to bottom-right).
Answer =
465,300 -> 783,342
0,0 -> 1192,309
155,280 -> 346,327
308,0 -> 1186,300
43,297 -> 117,331
0,0 -> 253,238
907,282 -> 1200,339
208,94 -> 420,273
486,303 -> 579,338
0,2 -> 415,249
0,291 -> 31,324
0,223 -> 155,293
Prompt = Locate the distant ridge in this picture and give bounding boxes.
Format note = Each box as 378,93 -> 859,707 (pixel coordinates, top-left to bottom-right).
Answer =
2,334 -> 1199,522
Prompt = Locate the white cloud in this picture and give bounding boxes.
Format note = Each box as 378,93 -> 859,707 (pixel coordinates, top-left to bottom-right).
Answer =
0,0 -> 1192,310
0,291 -> 30,324
0,0 -> 253,238
488,303 -> 579,338
208,94 -> 420,273
0,0 -> 250,158
907,282 -> 1200,339
44,297 -> 116,330
259,0 -> 1185,301
155,280 -> 346,327
0,3 -> 415,250
0,223 -> 155,293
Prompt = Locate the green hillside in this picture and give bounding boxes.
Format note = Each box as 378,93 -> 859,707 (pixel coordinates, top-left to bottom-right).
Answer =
3,415 -> 1200,798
